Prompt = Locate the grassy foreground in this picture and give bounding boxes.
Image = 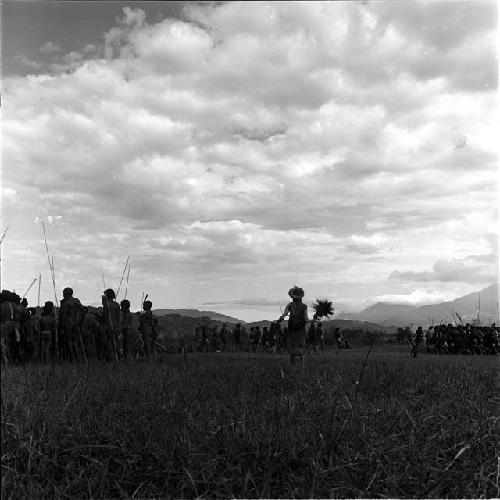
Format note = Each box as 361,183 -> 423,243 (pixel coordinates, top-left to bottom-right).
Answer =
1,348 -> 499,499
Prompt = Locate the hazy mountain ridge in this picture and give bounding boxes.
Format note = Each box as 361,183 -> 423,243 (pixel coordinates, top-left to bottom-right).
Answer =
338,284 -> 498,327
153,308 -> 244,324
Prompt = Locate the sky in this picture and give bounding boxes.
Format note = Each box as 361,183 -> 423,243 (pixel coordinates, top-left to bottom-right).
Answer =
1,0 -> 498,321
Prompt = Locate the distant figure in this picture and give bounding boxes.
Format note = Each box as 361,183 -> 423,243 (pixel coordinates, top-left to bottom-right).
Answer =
315,322 -> 324,353
269,322 -> 282,353
220,324 -> 227,353
39,301 -> 56,363
81,308 -> 98,359
100,289 -> 120,361
412,326 -> 423,357
277,286 -> 310,366
210,330 -> 219,352
138,300 -> 157,361
262,326 -> 269,350
254,326 -> 261,352
200,325 -> 208,352
1,290 -> 21,366
59,287 -> 86,362
249,327 -> 255,353
120,299 -> 133,361
19,298 -> 29,358
233,323 -> 242,352
95,307 -> 107,360
22,308 -> 38,362
1,292 -> 23,364
335,328 -> 343,350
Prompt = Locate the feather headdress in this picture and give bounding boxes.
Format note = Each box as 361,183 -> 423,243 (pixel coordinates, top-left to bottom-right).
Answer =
312,299 -> 334,320
288,286 -> 305,299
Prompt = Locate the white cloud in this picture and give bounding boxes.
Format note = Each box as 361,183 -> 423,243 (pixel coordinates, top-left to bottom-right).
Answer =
374,289 -> 459,306
390,253 -> 498,285
40,41 -> 62,55
1,2 -> 497,318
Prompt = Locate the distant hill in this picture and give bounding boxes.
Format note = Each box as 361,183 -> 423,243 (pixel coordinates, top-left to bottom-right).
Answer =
155,314 -> 221,342
339,303 -> 416,325
338,284 -> 498,327
153,308 -> 244,324
322,318 -> 392,333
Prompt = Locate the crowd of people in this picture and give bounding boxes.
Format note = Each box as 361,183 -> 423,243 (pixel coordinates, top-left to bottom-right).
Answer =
2,284 -> 498,367
407,323 -> 500,357
0,285 -> 334,366
0,287 -> 161,366
194,321 -> 332,354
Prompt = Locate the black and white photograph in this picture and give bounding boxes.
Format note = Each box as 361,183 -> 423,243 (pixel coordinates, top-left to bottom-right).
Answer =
1,0 -> 498,498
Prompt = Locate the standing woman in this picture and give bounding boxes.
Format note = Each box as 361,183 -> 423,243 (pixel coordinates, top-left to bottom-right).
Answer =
276,286 -> 311,366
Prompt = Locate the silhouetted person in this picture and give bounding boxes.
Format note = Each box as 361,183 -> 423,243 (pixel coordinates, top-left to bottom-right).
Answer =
102,289 -> 121,361
39,301 -> 56,363
139,300 -> 157,361
277,286 -> 310,366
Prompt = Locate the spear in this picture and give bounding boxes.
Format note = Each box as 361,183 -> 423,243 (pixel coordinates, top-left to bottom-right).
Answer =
41,222 -> 59,362
116,255 -> 131,299
0,225 -> 9,246
0,225 -> 9,291
101,269 -> 119,362
37,274 -> 41,309
123,262 -> 131,300
22,278 -> 38,299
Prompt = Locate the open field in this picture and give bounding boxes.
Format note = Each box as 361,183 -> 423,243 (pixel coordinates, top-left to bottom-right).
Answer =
2,347 -> 499,499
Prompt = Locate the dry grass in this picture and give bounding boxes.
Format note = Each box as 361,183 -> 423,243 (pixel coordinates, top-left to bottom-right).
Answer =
2,348 -> 498,499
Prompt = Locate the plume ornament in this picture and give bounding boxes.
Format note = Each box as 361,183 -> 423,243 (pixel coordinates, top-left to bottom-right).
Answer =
312,299 -> 334,320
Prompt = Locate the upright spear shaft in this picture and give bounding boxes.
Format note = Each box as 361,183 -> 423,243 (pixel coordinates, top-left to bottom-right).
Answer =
22,278 -> 38,299
37,274 -> 41,309
0,225 -> 9,246
0,225 -> 10,291
41,222 -> 59,361
124,263 -> 131,300
116,256 -> 130,299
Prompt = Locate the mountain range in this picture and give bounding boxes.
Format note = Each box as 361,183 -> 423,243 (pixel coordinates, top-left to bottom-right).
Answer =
337,284 -> 498,327
153,308 -> 243,324
153,284 -> 498,331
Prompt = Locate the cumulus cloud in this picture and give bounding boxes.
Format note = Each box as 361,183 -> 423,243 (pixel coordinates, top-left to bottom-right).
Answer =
1,2 -> 497,317
374,289 -> 459,306
40,41 -> 62,55
13,55 -> 43,70
390,254 -> 498,284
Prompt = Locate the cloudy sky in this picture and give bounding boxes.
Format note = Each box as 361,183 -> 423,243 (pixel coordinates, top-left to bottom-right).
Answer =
1,0 -> 498,321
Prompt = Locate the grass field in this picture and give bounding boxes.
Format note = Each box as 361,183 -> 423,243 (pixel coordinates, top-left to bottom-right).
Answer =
2,346 -> 499,499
